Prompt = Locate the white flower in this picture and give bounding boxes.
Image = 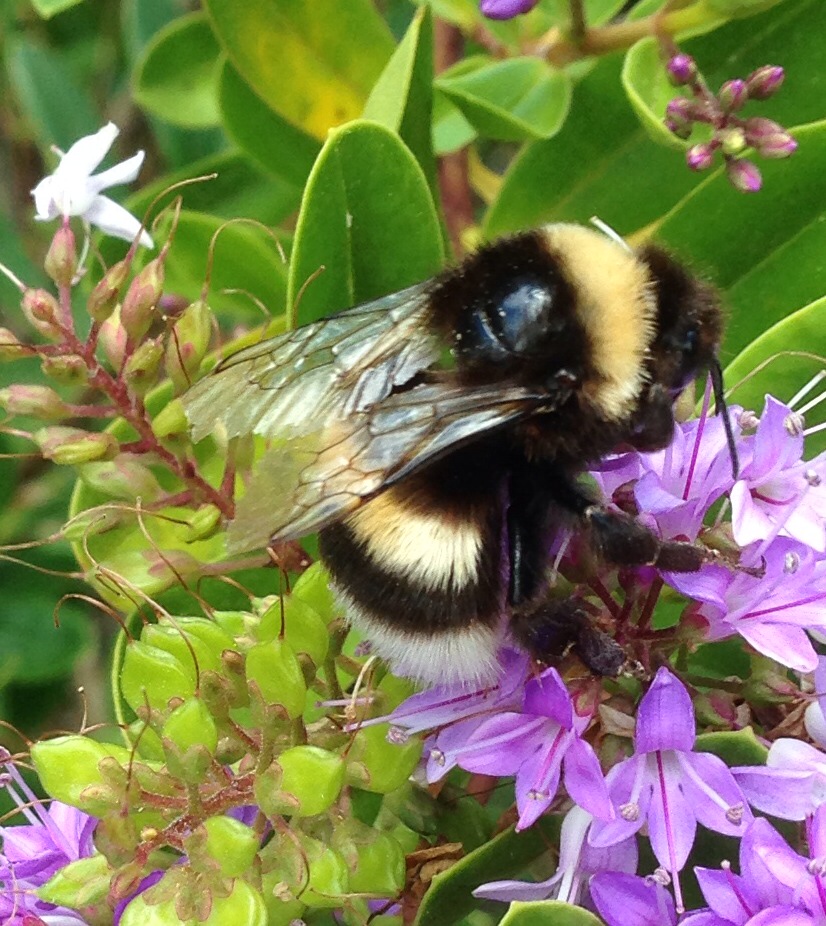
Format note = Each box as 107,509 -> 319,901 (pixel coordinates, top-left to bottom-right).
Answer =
31,122 -> 153,248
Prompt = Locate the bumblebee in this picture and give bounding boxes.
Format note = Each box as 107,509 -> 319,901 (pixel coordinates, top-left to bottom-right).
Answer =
184,224 -> 733,684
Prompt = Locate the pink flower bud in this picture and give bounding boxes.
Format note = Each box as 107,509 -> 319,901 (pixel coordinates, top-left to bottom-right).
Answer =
21,288 -> 62,340
35,426 -> 118,464
165,298 -> 212,394
40,354 -> 88,385
746,65 -> 784,100
744,117 -> 797,158
667,53 -> 697,86
0,384 -> 69,420
686,143 -> 715,171
121,258 -> 164,342
88,259 -> 130,323
718,78 -> 749,112
726,157 -> 762,193
479,0 -> 539,19
124,336 -> 164,395
44,224 -> 77,287
99,310 -> 128,368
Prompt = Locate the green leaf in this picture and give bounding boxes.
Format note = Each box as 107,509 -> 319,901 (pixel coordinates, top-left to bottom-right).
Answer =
363,6 -> 437,196
436,57 -> 572,143
30,0 -> 86,18
696,727 -> 769,765
133,11 -> 222,128
654,120 -> 826,362
218,61 -> 321,188
413,818 -> 560,926
622,38 -> 688,148
500,901 -> 604,926
287,120 -> 444,326
723,296 -> 826,454
6,38 -> 99,151
203,0 -> 394,140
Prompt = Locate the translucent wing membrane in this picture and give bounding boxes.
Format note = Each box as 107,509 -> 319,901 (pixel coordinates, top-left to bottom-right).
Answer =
227,380 -> 547,551
184,283 -> 438,443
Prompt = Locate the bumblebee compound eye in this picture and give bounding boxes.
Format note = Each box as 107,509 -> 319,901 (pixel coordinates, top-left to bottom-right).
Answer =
637,243 -> 723,391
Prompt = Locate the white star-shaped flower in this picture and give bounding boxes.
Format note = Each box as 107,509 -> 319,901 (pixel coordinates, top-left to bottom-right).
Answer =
31,122 -> 153,249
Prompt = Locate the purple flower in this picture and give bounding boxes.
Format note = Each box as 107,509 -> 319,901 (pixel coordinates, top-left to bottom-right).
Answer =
681,818 -> 807,926
590,871 -> 677,926
734,737 -> 826,821
670,538 -> 826,673
0,748 -> 95,924
589,668 -> 752,912
427,667 -> 613,830
804,656 -> 826,748
479,0 -> 539,19
474,806 -> 637,904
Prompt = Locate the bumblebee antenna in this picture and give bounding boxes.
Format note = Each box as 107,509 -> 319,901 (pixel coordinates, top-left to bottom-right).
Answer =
709,357 -> 739,480
589,216 -> 632,253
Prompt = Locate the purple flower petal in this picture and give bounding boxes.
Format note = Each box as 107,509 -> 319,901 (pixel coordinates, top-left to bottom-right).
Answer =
635,668 -> 695,753
590,872 -> 677,926
678,752 -> 753,836
732,765 -> 819,821
524,667 -> 573,728
736,622 -> 818,673
646,752 -> 696,871
589,756 -> 651,848
695,867 -> 760,923
746,907 -> 814,926
479,0 -> 539,18
563,737 -> 614,821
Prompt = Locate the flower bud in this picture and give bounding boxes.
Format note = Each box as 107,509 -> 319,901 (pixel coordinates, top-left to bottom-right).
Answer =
35,426 -> 118,464
120,640 -> 196,713
162,697 -> 218,782
120,878 -> 267,926
143,621 -> 222,675
21,289 -> 62,339
746,64 -> 784,100
719,126 -> 747,157
61,505 -> 124,540
718,78 -> 749,112
123,336 -> 164,395
744,117 -> 797,158
88,259 -> 130,322
332,821 -> 406,896
292,562 -> 337,622
126,719 -> 165,762
686,143 -> 716,171
121,258 -> 164,341
246,639 -> 307,719
666,53 -> 697,85
99,309 -> 128,368
151,398 -> 189,442
40,353 -> 87,385
258,596 -> 329,669
186,503 -> 222,541
0,384 -> 69,420
37,853 -> 111,908
0,328 -> 25,361
78,457 -> 162,501
165,298 -> 212,394
31,735 -> 131,813
664,98 -> 694,140
255,746 -> 345,818
726,157 -> 762,193
202,817 -> 259,878
44,224 -> 77,287
345,725 -> 422,793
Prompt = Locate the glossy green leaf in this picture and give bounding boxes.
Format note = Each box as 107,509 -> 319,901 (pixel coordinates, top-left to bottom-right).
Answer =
623,38 -> 689,148
218,61 -> 320,188
696,727 -> 769,765
363,6 -> 437,196
654,120 -> 826,362
500,901 -> 604,926
30,0 -> 85,17
287,120 -> 444,326
203,0 -> 394,139
484,0 -> 826,238
413,818 -> 559,926
723,296 -> 826,453
436,57 -> 572,143
133,12 -> 222,128
6,38 -> 98,151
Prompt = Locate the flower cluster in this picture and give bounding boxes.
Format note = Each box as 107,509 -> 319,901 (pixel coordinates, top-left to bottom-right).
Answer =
664,54 -> 796,192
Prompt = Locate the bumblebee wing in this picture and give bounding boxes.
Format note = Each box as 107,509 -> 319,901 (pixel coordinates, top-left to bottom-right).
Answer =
227,380 -> 550,552
184,282 -> 438,443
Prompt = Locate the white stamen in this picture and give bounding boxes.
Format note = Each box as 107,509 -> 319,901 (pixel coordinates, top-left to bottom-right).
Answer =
797,386 -> 826,417
726,803 -> 745,824
806,468 -> 821,487
387,726 -> 409,745
785,551 -> 801,574
589,216 -> 632,252
785,412 -> 805,436
430,748 -> 445,767
648,868 -> 671,887
788,370 -> 826,410
739,409 -> 759,431
620,801 -> 640,821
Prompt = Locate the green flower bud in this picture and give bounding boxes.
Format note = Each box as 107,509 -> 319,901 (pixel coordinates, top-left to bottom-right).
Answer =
21,288 -> 62,339
0,384 -> 69,420
151,398 -> 189,442
88,259 -> 130,322
78,457 -> 162,501
213,610 -> 252,639
35,426 -> 118,464
121,258 -> 164,341
61,505 -> 124,540
292,562 -> 337,622
162,697 -> 218,753
120,639 -> 196,712
99,309 -> 128,368
40,353 -> 87,385
255,745 -> 345,818
259,880 -> 305,926
124,336 -> 164,396
38,853 -> 111,908
296,836 -> 350,908
0,327 -> 24,361
202,816 -> 259,878
31,735 -> 131,813
719,126 -> 748,157
173,616 -> 236,663
186,504 -> 222,541
165,298 -> 212,395
127,719 -> 166,762
258,596 -> 329,668
333,821 -> 406,896
120,878 -> 267,926
144,621 -> 222,675
44,224 -> 77,287
245,639 -> 306,719
345,725 -> 422,793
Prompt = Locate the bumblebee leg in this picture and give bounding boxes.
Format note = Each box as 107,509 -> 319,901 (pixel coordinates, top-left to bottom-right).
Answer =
511,596 -> 625,677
